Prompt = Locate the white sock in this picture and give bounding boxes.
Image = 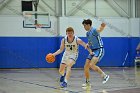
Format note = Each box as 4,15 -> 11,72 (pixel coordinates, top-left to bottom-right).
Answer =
62,74 -> 64,76
64,78 -> 68,83
102,72 -> 106,78
60,72 -> 65,76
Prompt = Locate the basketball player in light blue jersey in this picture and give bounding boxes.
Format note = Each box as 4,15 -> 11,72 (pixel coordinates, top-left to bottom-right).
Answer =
82,19 -> 109,87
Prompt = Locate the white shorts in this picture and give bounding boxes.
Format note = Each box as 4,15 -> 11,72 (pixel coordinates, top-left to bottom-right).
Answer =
61,51 -> 78,65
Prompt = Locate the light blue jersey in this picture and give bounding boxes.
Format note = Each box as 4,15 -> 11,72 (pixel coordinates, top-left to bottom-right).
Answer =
86,27 -> 104,61
86,27 -> 103,49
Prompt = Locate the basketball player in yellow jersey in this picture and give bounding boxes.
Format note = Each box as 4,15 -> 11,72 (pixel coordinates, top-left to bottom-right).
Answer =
52,27 -> 92,88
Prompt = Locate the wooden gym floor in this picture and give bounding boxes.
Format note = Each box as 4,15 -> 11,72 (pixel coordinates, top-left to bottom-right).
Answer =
0,67 -> 140,93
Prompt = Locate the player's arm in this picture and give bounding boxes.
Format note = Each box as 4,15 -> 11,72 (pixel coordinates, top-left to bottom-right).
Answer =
97,23 -> 106,33
53,38 -> 65,56
77,38 -> 93,55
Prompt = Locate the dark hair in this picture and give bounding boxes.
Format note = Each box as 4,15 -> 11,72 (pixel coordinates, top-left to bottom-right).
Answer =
82,19 -> 92,26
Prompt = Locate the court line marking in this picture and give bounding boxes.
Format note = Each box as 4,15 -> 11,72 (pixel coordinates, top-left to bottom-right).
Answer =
0,76 -> 80,93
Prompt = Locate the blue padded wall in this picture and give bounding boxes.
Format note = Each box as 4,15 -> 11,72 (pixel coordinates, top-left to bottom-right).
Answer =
0,37 -> 139,68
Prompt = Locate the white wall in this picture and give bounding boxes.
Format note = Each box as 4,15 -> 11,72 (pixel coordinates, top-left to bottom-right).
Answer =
0,15 -> 57,37
0,15 -> 139,37
59,17 -> 140,37
130,18 -> 140,37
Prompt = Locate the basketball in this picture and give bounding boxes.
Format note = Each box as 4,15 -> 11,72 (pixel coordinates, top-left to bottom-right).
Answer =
46,53 -> 55,63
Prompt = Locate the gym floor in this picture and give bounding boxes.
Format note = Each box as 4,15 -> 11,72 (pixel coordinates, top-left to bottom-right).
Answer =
0,67 -> 140,93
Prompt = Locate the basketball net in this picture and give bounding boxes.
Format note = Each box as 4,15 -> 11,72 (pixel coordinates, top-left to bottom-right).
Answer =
35,24 -> 42,32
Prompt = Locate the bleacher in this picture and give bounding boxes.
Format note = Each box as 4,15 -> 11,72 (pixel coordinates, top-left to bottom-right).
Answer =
135,46 -> 140,67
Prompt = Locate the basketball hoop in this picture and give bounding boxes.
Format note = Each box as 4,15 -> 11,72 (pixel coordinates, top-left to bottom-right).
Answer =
35,24 -> 42,28
23,11 -> 51,28
35,24 -> 42,32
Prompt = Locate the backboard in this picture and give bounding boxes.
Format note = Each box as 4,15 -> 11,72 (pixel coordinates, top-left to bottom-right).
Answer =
23,11 -> 51,28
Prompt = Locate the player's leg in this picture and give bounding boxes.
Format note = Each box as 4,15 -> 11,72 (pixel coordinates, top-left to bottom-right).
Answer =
90,48 -> 109,84
60,54 -> 77,88
90,57 -> 105,78
82,59 -> 91,87
65,59 -> 75,82
82,54 -> 94,87
59,52 -> 67,83
59,63 -> 66,82
60,59 -> 75,88
90,61 -> 109,84
84,59 -> 91,82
